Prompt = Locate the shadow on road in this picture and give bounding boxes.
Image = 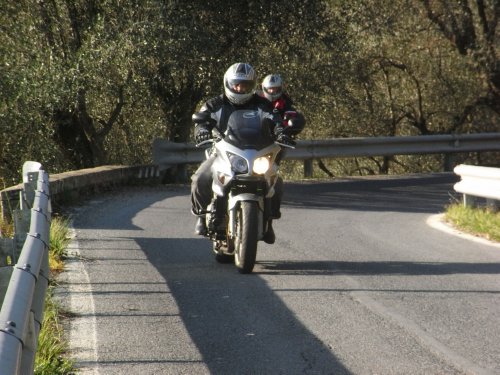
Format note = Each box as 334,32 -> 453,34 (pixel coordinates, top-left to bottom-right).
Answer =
68,185 -> 187,230
69,185 -> 353,373
283,173 -> 459,214
136,236 -> 353,374
257,260 -> 500,277
67,176 -> 467,373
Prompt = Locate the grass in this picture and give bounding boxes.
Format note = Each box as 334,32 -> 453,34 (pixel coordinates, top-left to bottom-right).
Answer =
445,203 -> 500,242
34,215 -> 75,375
0,216 -> 14,238
47,216 -> 71,272
34,288 -> 75,375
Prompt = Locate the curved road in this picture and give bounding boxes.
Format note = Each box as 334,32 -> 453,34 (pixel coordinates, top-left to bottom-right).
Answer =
57,173 -> 500,375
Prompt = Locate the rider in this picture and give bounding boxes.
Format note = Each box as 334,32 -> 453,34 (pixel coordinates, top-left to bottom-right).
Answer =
191,63 -> 293,243
259,73 -> 306,220
260,73 -> 305,140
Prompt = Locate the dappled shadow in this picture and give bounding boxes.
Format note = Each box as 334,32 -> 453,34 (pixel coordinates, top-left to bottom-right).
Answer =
283,173 -> 459,213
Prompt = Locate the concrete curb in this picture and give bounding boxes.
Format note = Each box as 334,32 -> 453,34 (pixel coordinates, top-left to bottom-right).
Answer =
1,165 -> 159,221
426,214 -> 500,249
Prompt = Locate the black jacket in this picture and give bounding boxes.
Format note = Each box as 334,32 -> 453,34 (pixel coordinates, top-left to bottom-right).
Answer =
198,94 -> 275,133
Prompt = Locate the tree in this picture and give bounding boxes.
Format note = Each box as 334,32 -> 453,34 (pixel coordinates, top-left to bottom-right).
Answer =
36,0 -> 141,167
1,0 -> 497,185
421,0 -> 500,130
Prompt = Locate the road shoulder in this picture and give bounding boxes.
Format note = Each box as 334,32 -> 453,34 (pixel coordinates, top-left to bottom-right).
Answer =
427,214 -> 500,249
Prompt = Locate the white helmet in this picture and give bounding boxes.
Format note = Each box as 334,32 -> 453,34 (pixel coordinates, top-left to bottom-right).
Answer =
262,74 -> 283,101
223,63 -> 257,105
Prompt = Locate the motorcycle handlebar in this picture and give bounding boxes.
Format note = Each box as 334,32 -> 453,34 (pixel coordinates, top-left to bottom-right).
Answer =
211,127 -> 224,140
195,128 -> 224,148
275,140 -> 296,149
196,123 -> 295,149
195,139 -> 214,148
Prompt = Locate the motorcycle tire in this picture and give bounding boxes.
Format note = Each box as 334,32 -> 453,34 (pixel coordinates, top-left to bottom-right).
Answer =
234,201 -> 259,274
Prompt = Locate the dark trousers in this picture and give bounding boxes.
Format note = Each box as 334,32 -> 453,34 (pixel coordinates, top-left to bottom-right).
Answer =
191,155 -> 216,216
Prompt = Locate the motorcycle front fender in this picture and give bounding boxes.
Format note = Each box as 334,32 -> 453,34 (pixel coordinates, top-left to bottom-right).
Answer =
228,193 -> 264,211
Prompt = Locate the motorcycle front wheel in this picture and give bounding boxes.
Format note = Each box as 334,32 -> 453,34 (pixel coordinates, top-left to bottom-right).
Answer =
234,201 -> 259,274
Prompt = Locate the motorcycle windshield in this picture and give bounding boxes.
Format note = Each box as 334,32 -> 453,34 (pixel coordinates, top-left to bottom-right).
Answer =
225,110 -> 272,149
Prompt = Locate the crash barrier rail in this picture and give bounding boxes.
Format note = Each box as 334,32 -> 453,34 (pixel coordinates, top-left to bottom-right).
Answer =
0,162 -> 159,374
0,162 -> 50,375
453,164 -> 500,209
153,132 -> 500,177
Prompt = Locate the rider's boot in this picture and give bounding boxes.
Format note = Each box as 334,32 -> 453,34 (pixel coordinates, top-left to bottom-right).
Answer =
195,216 -> 207,235
263,220 -> 275,244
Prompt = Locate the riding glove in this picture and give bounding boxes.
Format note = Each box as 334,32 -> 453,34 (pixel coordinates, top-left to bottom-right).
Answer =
276,133 -> 296,147
195,125 -> 211,143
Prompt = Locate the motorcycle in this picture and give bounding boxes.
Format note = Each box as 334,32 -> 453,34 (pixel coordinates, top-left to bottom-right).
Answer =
193,109 -> 294,273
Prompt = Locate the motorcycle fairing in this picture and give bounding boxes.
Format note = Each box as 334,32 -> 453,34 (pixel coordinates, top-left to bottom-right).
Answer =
223,110 -> 274,150
211,142 -> 280,197
206,108 -> 281,246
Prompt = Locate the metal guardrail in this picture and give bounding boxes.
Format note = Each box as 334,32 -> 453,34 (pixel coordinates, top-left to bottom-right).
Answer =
0,161 -> 51,374
153,132 -> 500,176
453,164 -> 500,208
0,162 -> 160,374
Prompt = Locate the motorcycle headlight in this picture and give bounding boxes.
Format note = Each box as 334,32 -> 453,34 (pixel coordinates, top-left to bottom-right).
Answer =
228,152 -> 248,173
253,156 -> 271,175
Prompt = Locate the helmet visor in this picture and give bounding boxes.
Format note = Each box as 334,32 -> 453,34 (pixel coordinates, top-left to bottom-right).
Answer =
227,79 -> 256,94
264,86 -> 282,96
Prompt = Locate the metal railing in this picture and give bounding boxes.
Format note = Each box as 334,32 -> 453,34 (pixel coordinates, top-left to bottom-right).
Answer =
153,132 -> 500,176
0,162 -> 51,375
0,162 -> 162,374
454,164 -> 500,208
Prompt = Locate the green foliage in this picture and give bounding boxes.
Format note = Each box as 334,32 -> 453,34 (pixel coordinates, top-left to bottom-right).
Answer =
1,0 -> 498,184
445,203 -> 500,242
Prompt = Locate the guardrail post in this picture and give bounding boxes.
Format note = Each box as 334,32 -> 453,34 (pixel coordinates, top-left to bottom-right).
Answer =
486,198 -> 498,212
304,159 -> 313,178
463,194 -> 476,207
21,163 -> 42,210
443,153 -> 455,172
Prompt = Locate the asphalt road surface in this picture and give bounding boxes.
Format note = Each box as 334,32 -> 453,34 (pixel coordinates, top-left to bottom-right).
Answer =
56,173 -> 500,375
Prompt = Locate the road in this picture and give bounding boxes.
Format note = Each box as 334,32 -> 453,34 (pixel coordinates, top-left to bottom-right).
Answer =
56,173 -> 500,375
